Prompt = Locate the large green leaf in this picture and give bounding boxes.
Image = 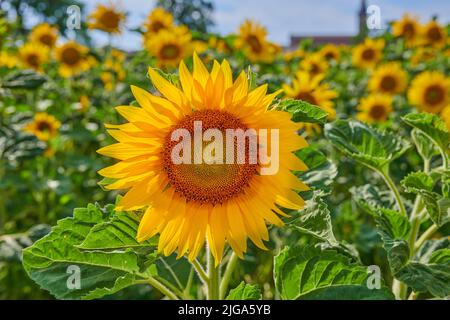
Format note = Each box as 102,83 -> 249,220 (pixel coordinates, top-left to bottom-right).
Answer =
296,146 -> 337,190
274,245 -> 394,300
226,282 -> 262,300
351,184 -> 395,211
22,203 -> 157,299
324,120 -> 410,170
401,171 -> 436,194
0,70 -> 47,89
402,113 -> 450,157
411,129 -> 440,161
276,99 -> 328,124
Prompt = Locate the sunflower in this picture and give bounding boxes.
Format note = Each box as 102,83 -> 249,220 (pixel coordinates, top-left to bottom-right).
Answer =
352,38 -> 384,69
318,44 -> 340,61
283,71 -> 337,134
18,42 -> 49,72
392,14 -> 420,45
0,51 -> 18,68
356,94 -> 393,123
235,20 -> 279,63
88,4 -> 125,34
410,47 -> 436,65
300,54 -> 329,77
283,49 -> 305,62
24,112 -> 60,141
408,71 -> 450,114
97,54 -> 309,264
368,62 -> 407,95
29,23 -> 58,48
144,7 -> 174,34
55,41 -> 91,77
421,20 -> 447,48
144,26 -> 192,68
441,106 -> 450,132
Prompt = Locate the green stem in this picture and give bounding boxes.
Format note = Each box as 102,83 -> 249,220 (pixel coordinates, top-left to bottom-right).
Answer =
146,277 -> 180,300
378,167 -> 407,217
219,252 -> 239,299
206,244 -> 220,300
191,258 -> 209,285
392,279 -> 407,300
414,224 -> 439,253
0,159 -> 5,233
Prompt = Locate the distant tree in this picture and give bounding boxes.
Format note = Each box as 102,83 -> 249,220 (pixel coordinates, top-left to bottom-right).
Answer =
0,0 -> 90,43
156,0 -> 214,33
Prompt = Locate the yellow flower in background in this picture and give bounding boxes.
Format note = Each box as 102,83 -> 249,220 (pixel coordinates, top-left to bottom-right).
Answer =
368,62 -> 407,95
408,71 -> 450,114
410,47 -> 436,65
29,23 -> 58,48
55,41 -> 91,77
0,51 -> 18,68
24,112 -> 61,141
236,20 -> 279,63
283,49 -> 305,62
208,36 -> 233,55
88,4 -> 125,34
319,44 -> 340,61
392,14 -> 420,45
356,94 -> 393,123
283,71 -> 337,134
103,49 -> 126,82
441,106 -> 450,132
79,95 -> 90,112
19,42 -> 49,72
421,20 -> 447,48
144,26 -> 192,68
352,38 -> 384,69
101,71 -> 115,91
97,54 -> 309,264
300,54 -> 329,77
144,7 -> 174,33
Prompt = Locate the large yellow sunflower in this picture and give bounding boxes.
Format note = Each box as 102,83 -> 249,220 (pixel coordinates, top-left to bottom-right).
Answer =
55,41 -> 91,77
29,23 -> 58,48
97,54 -> 309,264
392,14 -> 420,45
368,62 -> 407,95
352,38 -> 384,69
356,94 -> 393,123
408,71 -> 450,114
88,4 -> 125,34
300,54 -> 329,77
421,20 -> 447,48
283,71 -> 337,134
144,26 -> 192,68
144,7 -> 174,34
235,20 -> 279,63
18,42 -> 49,72
24,112 -> 61,141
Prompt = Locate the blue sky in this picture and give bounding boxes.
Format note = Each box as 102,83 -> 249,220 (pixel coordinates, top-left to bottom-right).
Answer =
79,0 -> 450,50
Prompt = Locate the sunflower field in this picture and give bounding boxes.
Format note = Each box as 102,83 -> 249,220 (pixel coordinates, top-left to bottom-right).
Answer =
0,2 -> 449,302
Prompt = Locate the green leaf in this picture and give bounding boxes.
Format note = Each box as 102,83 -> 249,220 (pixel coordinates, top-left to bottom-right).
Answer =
0,70 -> 47,89
226,281 -> 262,300
401,171 -> 435,194
414,238 -> 450,263
325,120 -> 410,170
0,225 -> 50,262
411,129 -> 440,160
420,192 -> 450,227
78,209 -> 157,250
402,113 -> 450,157
351,184 -> 395,211
374,208 -> 411,273
22,203 -> 155,299
296,146 -> 337,190
277,99 -> 328,124
274,245 -> 394,300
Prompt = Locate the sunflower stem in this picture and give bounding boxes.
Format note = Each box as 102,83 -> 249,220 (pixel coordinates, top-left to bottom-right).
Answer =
219,251 -> 239,299
191,258 -> 209,285
379,166 -> 407,217
206,243 -> 220,300
414,224 -> 439,253
145,277 -> 180,300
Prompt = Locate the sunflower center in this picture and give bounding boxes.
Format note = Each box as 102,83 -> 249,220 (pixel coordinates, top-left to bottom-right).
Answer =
163,110 -> 258,205
160,44 -> 181,60
39,34 -> 54,47
369,104 -> 386,120
246,35 -> 262,53
424,85 -> 445,106
362,48 -> 375,61
62,47 -> 81,65
402,23 -> 415,38
324,51 -> 336,60
100,10 -> 120,29
36,121 -> 51,132
380,75 -> 397,92
26,53 -> 40,67
427,27 -> 442,42
296,91 -> 318,105
150,21 -> 165,32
